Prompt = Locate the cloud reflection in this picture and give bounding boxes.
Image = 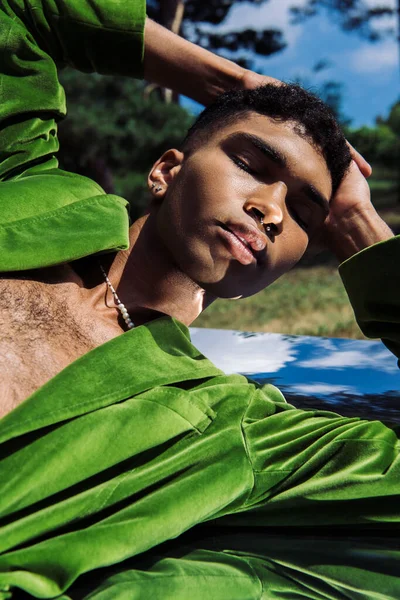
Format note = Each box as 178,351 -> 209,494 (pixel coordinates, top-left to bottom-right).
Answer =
298,348 -> 398,373
294,383 -> 357,395
190,329 -> 297,374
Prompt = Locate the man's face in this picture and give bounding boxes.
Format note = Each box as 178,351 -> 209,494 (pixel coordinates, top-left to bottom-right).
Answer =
155,113 -> 332,298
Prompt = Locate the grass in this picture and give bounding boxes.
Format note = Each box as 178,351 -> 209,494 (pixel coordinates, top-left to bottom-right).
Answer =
193,266 -> 367,339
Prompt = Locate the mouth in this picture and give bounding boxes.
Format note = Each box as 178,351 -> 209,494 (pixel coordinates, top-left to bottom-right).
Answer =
218,222 -> 267,266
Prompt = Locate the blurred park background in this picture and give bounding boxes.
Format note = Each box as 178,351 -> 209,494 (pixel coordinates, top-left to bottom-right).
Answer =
58,0 -> 399,339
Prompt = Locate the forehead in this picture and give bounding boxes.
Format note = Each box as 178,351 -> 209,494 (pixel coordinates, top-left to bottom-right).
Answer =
210,112 -> 333,200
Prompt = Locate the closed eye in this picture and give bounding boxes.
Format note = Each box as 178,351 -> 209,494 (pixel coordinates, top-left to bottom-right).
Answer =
231,156 -> 255,175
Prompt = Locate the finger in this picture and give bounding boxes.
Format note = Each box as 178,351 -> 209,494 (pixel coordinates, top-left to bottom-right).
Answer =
241,70 -> 283,90
346,142 -> 372,178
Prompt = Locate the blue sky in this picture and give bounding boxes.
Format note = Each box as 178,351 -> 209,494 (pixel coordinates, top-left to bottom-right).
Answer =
183,0 -> 399,128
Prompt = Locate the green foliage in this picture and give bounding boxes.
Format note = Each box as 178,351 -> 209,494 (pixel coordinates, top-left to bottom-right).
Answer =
348,102 -> 399,163
346,123 -> 399,168
346,99 -> 400,206
57,69 -> 194,219
386,101 -> 400,137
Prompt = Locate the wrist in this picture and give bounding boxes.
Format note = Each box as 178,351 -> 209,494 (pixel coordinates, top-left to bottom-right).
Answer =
326,207 -> 393,262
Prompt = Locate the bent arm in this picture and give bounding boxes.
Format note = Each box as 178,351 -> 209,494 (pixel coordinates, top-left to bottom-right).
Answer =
320,161 -> 398,362
143,18 -> 278,106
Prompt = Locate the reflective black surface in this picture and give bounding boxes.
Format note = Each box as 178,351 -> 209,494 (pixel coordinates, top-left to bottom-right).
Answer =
190,328 -> 400,425
69,526 -> 400,600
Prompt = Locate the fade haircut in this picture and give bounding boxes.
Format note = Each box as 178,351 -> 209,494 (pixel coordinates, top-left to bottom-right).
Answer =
182,83 -> 351,196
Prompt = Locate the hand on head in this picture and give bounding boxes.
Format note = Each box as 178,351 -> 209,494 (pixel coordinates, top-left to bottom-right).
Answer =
314,157 -> 392,262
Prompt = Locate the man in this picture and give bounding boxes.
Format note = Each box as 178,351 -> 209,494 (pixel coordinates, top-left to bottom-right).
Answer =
0,0 -> 399,598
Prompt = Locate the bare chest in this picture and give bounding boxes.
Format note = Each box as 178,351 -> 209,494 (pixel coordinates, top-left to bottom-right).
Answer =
0,277 -> 114,419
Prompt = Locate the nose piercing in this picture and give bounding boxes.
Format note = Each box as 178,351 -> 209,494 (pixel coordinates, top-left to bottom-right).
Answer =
260,217 -> 272,233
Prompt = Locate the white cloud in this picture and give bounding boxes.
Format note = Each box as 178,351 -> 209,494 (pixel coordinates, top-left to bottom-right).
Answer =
202,0 -> 303,46
190,328 -> 297,374
295,383 -> 357,395
350,39 -> 398,73
298,349 -> 398,374
360,0 -> 396,14
363,0 -> 396,6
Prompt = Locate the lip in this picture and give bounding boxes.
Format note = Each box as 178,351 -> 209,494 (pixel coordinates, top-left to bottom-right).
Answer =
218,221 -> 267,266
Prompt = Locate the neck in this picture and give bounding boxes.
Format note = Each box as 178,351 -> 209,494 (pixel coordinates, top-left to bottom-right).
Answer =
0,213 -> 216,412
91,211 -> 216,329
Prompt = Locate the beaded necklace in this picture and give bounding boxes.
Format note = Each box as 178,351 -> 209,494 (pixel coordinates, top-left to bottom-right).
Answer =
99,263 -> 135,330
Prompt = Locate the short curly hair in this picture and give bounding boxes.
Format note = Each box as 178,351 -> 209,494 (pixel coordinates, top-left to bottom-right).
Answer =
182,83 -> 351,196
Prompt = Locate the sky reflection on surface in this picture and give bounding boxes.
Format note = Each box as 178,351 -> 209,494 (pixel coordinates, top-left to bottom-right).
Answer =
190,328 -> 400,424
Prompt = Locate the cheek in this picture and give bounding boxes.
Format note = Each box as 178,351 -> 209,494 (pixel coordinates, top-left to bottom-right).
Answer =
161,161 -> 233,238
272,225 -> 309,274
153,167 -> 212,269
166,162 -> 212,221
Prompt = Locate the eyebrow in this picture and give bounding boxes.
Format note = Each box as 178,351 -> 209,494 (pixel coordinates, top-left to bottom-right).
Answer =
226,132 -> 287,168
225,131 -> 330,214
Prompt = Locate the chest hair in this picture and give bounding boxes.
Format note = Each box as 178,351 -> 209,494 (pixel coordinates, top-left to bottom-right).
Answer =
0,277 -> 101,416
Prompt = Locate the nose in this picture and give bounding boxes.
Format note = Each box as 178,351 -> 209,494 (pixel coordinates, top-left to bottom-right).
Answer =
244,181 -> 286,234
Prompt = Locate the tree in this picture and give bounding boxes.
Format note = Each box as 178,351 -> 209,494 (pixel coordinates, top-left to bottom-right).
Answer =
346,122 -> 398,168
346,99 -> 400,205
385,99 -> 400,136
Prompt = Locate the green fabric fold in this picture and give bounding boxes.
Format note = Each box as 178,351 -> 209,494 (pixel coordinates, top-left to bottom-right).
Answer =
0,0 -> 146,270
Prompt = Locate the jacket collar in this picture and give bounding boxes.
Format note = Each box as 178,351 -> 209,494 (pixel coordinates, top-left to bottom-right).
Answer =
0,317 -> 223,443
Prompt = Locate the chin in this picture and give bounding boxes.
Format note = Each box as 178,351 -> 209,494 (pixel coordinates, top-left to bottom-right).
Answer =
198,277 -> 265,300
174,243 -> 272,298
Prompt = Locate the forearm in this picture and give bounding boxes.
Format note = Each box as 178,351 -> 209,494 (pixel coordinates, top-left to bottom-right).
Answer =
143,18 -> 246,105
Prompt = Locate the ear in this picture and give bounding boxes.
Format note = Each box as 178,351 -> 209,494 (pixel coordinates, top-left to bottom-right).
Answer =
148,149 -> 184,199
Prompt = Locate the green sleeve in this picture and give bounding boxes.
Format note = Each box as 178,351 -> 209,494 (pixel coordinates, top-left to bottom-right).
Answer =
0,0 -> 145,271
339,235 -> 400,364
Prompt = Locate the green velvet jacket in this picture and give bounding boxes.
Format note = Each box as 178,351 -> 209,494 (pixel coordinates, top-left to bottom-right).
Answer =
1,1 -> 399,598
0,237 -> 399,598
